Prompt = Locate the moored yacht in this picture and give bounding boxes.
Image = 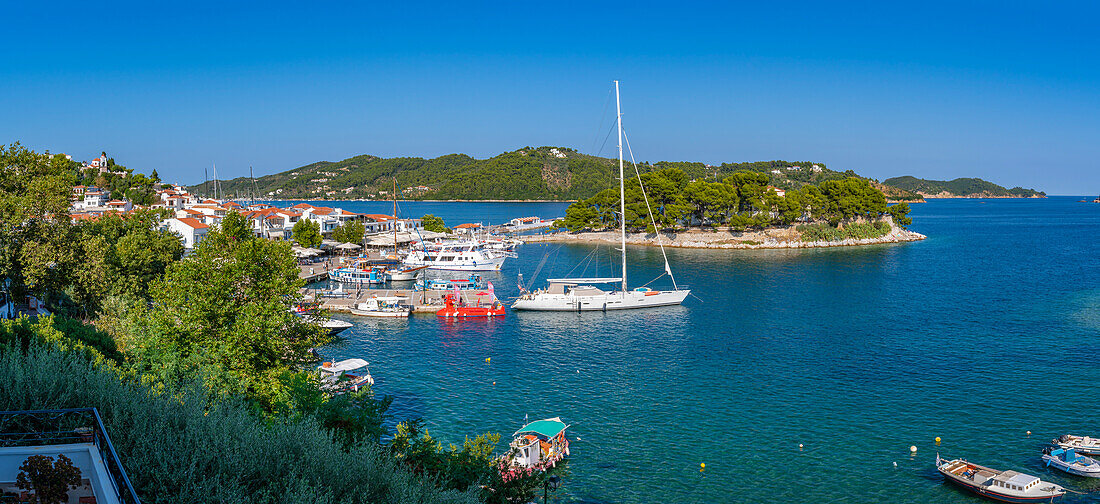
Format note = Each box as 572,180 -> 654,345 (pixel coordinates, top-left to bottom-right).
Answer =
513,278 -> 688,311
512,81 -> 690,312
403,241 -> 508,271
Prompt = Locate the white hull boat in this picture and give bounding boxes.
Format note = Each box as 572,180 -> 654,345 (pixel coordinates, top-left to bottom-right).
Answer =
513,283 -> 689,311
1042,447 -> 1100,478
512,82 -> 689,312
1054,435 -> 1100,456
385,265 -> 429,281
350,297 -> 411,317
404,246 -> 507,271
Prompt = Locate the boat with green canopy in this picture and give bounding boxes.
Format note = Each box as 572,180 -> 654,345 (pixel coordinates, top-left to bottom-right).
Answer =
500,417 -> 570,480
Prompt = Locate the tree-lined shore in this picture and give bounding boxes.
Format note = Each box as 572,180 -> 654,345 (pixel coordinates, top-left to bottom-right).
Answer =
0,143 -> 556,504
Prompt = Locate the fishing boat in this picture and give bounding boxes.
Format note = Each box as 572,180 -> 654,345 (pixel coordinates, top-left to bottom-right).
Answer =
417,274 -> 486,292
1042,446 -> 1100,477
936,454 -> 1066,502
500,417 -> 569,478
512,81 -> 689,311
350,296 -> 411,317
385,265 -> 430,281
403,241 -> 509,271
1054,435 -> 1100,456
436,292 -> 505,318
329,260 -> 385,284
317,358 -> 374,393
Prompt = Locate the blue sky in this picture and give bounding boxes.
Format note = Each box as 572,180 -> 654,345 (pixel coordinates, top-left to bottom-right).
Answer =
3,1 -> 1098,194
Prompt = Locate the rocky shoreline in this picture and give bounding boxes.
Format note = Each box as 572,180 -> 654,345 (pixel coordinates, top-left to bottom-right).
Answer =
524,220 -> 926,250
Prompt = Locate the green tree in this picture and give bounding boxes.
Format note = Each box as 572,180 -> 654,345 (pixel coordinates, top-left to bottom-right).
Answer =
421,214 -> 450,233
16,454 -> 82,504
331,220 -> 365,244
887,202 -> 912,227
128,223 -> 329,410
292,219 -> 322,248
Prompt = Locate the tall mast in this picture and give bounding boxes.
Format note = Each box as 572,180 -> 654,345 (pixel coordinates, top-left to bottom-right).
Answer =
615,80 -> 627,293
393,178 -> 398,256
213,161 -> 218,200
250,165 -> 256,206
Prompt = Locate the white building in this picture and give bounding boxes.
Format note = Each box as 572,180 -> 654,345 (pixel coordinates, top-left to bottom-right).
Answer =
166,217 -> 209,249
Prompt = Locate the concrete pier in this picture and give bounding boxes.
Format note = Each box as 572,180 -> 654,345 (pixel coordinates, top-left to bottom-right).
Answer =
304,287 -> 499,315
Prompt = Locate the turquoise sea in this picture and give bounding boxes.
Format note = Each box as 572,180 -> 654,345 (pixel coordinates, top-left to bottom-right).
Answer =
312,197 -> 1100,503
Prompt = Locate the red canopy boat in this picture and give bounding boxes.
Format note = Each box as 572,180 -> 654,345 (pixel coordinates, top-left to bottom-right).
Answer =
436,293 -> 505,318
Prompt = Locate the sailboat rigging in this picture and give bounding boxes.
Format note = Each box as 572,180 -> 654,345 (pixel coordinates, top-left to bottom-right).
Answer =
512,81 -> 690,311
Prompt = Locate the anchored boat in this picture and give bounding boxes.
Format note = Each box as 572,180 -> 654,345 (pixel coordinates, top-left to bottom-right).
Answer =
403,240 -> 509,271
318,358 -> 374,394
1043,446 -> 1100,477
436,292 -> 505,318
329,260 -> 385,284
1054,435 -> 1100,456
936,454 -> 1065,502
351,296 -> 411,317
501,417 -> 569,479
512,81 -> 689,311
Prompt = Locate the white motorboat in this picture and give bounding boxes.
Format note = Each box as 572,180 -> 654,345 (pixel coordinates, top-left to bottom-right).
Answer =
1054,435 -> 1100,456
385,265 -> 429,281
314,317 -> 353,336
1042,446 -> 1100,477
317,358 -> 373,394
350,296 -> 411,317
512,81 -> 690,311
403,241 -> 508,271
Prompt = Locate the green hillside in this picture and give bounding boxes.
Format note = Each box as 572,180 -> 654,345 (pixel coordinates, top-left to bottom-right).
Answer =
882,176 -> 1045,198
189,147 -> 865,201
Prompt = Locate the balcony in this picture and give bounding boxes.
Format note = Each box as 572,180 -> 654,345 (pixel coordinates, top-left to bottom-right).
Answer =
0,408 -> 140,504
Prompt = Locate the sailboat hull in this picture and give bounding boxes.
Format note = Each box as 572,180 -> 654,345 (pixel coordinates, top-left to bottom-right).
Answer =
512,289 -> 689,311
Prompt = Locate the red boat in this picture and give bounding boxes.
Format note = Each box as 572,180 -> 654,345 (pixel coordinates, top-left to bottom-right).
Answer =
436,293 -> 506,318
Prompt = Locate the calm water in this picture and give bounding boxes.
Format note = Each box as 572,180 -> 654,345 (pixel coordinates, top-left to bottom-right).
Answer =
317,198 -> 1100,503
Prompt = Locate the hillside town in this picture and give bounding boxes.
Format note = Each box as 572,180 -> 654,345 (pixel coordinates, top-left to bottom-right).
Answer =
70,182 -> 425,252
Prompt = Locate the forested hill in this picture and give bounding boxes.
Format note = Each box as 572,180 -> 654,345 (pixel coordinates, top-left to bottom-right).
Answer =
187,147 -> 877,201
882,176 -> 1045,198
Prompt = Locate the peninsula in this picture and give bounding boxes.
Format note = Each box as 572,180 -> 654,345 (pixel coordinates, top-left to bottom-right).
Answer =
881,176 -> 1045,198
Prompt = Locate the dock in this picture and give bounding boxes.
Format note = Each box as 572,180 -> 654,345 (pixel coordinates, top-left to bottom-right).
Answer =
304,287 -> 499,314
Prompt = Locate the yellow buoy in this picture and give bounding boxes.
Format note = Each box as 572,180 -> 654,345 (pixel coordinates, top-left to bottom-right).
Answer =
492,381 -> 496,385
700,462 -> 705,471
935,437 -> 941,444
910,445 -> 918,453
485,357 -> 491,363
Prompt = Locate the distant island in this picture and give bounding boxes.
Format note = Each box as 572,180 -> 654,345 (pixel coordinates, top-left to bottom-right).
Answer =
881,176 -> 1045,199
188,147 -> 897,202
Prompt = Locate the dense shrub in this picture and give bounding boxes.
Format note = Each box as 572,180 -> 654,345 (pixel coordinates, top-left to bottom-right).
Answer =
0,343 -> 479,504
798,221 -> 890,242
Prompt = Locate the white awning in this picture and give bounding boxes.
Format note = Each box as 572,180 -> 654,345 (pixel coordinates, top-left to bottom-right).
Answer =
335,243 -> 361,250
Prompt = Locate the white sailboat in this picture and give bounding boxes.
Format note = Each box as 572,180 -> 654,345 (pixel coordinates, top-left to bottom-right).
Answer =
512,81 -> 689,311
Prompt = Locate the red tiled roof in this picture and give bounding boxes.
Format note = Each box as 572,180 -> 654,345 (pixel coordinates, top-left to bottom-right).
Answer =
291,203 -> 315,209
455,223 -> 481,229
363,214 -> 395,221
177,218 -> 209,229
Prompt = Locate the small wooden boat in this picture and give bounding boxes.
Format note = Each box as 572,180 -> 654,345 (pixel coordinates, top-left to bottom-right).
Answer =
318,358 -> 374,394
351,296 -> 411,317
1054,435 -> 1100,456
500,417 -> 569,481
936,454 -> 1065,502
1043,446 -> 1100,478
436,293 -> 505,318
